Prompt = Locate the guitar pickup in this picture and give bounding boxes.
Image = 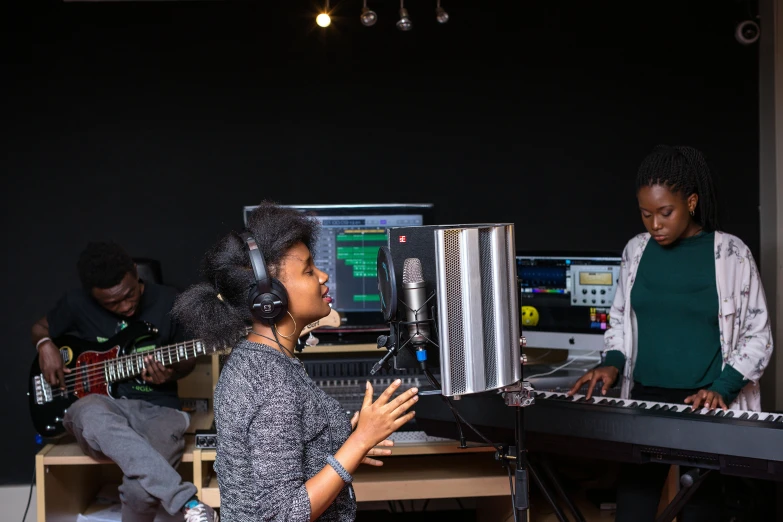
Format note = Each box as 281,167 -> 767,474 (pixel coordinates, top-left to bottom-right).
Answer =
33,375 -> 53,405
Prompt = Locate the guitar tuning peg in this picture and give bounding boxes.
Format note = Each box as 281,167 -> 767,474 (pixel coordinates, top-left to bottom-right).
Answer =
306,333 -> 320,347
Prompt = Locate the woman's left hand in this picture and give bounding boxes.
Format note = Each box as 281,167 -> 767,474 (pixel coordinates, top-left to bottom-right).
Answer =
684,389 -> 728,411
351,411 -> 393,466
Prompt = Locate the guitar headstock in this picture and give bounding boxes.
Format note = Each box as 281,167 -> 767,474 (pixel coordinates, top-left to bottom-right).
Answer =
300,308 -> 341,338
227,308 -> 341,354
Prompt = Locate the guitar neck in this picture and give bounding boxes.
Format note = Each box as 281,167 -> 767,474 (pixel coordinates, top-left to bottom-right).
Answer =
106,339 -> 212,384
105,309 -> 340,384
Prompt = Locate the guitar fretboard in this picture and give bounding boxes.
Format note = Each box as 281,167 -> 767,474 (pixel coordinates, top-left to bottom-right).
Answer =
103,340 -> 211,383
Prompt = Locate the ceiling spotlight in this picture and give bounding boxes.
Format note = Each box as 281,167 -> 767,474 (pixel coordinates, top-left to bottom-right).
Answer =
316,13 -> 331,27
435,0 -> 449,23
360,0 -> 377,26
316,0 -> 331,27
397,1 -> 412,31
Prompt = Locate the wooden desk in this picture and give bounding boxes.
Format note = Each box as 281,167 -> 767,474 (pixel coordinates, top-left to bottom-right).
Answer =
193,441 -> 518,521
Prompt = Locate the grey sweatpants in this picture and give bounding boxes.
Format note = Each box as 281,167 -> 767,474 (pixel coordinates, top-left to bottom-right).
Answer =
63,394 -> 198,522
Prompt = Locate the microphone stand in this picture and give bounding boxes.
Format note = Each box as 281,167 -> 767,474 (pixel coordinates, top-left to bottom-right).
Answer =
499,344 -> 586,522
498,378 -> 536,522
374,297 -> 558,522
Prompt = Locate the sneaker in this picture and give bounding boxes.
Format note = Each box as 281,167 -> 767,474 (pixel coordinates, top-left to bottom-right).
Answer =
183,499 -> 219,522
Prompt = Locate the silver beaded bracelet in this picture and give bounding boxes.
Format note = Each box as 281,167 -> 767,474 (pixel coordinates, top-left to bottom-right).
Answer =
326,455 -> 353,484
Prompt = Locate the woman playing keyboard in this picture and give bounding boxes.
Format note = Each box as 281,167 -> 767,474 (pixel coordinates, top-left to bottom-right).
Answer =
568,145 -> 774,522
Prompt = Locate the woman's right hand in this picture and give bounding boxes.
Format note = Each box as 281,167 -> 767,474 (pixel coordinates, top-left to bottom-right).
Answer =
352,379 -> 418,450
38,341 -> 70,389
567,366 -> 619,400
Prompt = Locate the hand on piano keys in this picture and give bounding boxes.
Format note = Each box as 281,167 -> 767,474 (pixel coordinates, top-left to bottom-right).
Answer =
684,389 -> 728,411
566,366 -> 620,400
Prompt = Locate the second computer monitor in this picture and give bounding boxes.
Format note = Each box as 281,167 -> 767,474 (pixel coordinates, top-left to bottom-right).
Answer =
516,252 -> 622,353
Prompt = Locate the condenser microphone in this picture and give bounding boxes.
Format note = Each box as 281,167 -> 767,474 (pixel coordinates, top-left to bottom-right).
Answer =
402,258 -> 430,368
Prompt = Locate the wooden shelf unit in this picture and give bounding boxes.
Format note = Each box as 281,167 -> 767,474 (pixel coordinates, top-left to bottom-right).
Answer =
34,355 -> 217,522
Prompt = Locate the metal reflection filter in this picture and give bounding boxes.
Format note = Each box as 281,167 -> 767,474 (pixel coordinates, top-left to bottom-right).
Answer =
434,224 -> 520,397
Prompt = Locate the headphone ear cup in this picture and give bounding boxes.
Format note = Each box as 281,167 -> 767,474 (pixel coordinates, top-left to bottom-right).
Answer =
249,277 -> 289,326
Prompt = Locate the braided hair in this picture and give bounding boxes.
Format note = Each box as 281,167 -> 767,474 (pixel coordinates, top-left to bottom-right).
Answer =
635,145 -> 720,232
172,201 -> 320,349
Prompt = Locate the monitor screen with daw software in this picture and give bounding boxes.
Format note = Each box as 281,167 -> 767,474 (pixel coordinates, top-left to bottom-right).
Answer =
516,253 -> 622,354
243,203 -> 435,331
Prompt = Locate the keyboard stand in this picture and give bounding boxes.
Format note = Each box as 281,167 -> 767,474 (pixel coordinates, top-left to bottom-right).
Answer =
655,468 -> 712,522
529,454 -> 587,522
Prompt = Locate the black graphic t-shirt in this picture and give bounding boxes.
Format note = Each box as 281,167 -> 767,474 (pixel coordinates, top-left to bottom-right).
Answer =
46,281 -> 186,409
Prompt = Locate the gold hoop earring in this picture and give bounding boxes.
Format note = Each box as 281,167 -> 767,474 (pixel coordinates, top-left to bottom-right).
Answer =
274,311 -> 297,339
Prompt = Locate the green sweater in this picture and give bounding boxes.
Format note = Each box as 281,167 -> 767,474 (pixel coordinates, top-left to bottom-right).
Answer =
603,231 -> 747,404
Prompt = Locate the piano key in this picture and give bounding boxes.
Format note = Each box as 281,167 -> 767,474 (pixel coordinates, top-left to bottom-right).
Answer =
534,391 -> 780,426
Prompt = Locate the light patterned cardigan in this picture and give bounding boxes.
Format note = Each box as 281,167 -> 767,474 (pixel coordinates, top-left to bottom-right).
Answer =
604,231 -> 774,411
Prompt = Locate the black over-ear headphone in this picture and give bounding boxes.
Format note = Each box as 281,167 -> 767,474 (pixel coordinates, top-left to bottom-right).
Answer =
241,232 -> 289,325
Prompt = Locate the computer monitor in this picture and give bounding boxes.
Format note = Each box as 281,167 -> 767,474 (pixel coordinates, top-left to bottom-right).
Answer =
516,252 -> 622,354
243,203 -> 435,330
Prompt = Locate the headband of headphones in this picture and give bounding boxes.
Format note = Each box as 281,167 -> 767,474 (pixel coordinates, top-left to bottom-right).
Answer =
241,232 -> 272,295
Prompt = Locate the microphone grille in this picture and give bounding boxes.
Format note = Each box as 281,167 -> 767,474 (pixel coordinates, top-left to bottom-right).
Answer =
402,258 -> 424,284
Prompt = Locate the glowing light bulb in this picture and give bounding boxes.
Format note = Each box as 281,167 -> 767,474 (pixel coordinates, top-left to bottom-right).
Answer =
316,13 -> 331,27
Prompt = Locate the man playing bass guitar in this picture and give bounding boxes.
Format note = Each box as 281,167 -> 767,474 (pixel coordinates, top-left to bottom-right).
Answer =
31,241 -> 218,522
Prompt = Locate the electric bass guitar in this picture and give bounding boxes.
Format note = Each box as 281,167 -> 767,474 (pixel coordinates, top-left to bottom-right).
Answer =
28,308 -> 341,438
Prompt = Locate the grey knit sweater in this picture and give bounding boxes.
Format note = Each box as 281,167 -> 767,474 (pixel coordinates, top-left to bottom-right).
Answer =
214,339 -> 355,521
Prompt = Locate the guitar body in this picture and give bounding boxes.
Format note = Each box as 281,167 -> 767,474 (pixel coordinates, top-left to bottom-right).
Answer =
28,322 -> 159,438
28,310 -> 342,438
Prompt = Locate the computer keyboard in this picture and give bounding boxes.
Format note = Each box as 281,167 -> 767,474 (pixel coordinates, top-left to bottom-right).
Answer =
387,430 -> 454,444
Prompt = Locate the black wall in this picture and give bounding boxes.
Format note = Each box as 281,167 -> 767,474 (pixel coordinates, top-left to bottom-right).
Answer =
1,0 -> 759,484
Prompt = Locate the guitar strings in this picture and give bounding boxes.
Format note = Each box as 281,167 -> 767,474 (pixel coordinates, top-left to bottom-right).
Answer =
48,340 -> 209,395
54,340 -> 204,380
50,321 -> 316,387
51,325 -> 259,382
44,324 -> 320,397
